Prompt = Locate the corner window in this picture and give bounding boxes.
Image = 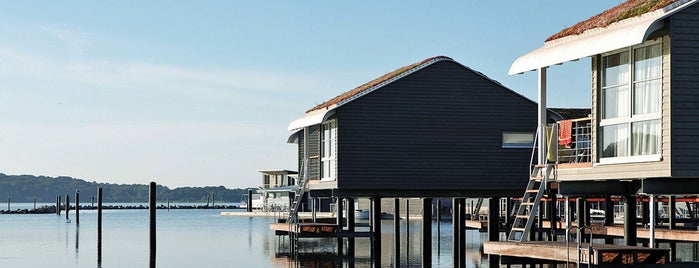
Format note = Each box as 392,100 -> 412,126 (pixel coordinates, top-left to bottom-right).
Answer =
502,132 -> 535,148
600,42 -> 662,162
320,119 -> 337,181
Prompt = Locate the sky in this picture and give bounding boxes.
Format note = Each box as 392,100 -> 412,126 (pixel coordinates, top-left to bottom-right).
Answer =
0,1 -> 623,189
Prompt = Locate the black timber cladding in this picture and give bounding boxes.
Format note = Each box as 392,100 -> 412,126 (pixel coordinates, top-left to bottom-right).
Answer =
670,4 -> 699,177
295,126 -> 321,180
335,60 -> 538,192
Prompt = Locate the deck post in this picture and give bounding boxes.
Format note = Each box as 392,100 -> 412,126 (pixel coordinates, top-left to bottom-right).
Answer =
422,198 -> 432,268
459,198 -> 466,267
347,197 -> 355,258
548,195 -> 557,241
537,67 -> 548,165
336,197 -> 344,257
669,195 -> 676,230
487,197 -> 500,268
624,195 -> 637,246
650,195 -> 656,248
604,196 -> 614,226
576,198 -> 584,242
642,198 -> 650,228
565,197 -> 571,242
394,198 -> 401,267
452,198 -> 460,267
604,195 -> 615,244
371,197 -> 382,265
312,197 -> 317,223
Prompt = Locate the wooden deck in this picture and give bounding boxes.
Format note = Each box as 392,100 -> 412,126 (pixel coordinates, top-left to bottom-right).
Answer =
540,221 -> 699,242
485,241 -> 668,266
270,222 -> 374,238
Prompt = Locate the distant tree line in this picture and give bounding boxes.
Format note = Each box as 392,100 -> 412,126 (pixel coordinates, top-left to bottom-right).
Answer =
0,173 -> 253,203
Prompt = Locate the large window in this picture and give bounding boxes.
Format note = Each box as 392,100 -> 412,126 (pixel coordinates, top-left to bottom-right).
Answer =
320,119 -> 337,181
600,42 -> 662,162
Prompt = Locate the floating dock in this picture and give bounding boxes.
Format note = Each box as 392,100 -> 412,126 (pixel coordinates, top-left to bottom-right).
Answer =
484,241 -> 669,266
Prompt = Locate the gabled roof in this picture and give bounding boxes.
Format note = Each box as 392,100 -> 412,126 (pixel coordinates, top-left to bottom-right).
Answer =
509,0 -> 696,75
308,56 -> 452,113
288,56 -> 458,131
547,0 -> 680,41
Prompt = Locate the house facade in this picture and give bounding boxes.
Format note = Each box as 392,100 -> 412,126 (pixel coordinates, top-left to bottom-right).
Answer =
257,169 -> 298,211
511,0 -> 699,195
287,56 -> 561,199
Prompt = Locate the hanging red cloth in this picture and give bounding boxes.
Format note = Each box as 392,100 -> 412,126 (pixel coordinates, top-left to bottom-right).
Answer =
559,119 -> 573,145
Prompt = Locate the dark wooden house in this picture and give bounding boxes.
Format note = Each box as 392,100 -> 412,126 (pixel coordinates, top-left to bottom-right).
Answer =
287,56 -> 559,199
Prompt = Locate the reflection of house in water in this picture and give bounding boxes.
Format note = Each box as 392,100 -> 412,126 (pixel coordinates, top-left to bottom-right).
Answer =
258,169 -> 298,211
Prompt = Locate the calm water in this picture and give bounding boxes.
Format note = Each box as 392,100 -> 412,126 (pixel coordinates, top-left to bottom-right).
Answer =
5,204 -> 696,267
0,203 -> 489,268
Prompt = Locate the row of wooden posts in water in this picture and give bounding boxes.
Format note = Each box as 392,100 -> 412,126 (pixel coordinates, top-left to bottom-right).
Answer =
50,182 -> 158,268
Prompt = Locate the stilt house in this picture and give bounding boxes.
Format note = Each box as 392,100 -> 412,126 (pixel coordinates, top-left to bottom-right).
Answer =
510,0 -> 699,196
287,56 -> 560,202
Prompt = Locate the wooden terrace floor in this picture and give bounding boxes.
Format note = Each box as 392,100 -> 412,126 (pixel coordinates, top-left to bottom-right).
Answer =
485,241 -> 668,266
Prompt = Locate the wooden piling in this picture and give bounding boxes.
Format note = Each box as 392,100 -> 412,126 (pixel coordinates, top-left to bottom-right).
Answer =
371,197 -> 382,265
97,188 -> 103,267
347,197 -> 356,258
488,197 -> 500,268
57,195 -> 61,215
66,194 -> 70,221
211,192 -> 215,208
624,195 -> 637,246
669,195 -> 676,230
458,198 -> 466,267
247,189 -> 252,213
149,182 -> 156,268
422,198 -> 432,268
437,199 -> 441,254
452,198 -> 460,267
394,198 -> 401,267
33,195 -> 37,210
336,197 -> 344,257
75,190 -> 80,225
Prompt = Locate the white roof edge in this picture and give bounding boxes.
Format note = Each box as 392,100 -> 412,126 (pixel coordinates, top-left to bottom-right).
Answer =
509,0 -> 696,75
287,108 -> 336,131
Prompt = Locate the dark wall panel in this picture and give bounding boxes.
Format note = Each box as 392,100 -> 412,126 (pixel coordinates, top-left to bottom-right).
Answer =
335,60 -> 538,192
671,4 -> 699,177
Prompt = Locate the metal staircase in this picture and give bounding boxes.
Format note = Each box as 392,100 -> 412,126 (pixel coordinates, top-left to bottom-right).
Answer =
507,164 -> 553,242
288,158 -> 309,224
472,198 -> 484,219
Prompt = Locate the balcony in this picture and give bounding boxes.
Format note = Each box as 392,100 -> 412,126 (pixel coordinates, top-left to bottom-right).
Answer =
549,117 -> 592,166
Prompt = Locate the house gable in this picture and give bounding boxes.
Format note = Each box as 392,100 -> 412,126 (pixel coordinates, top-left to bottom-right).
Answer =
334,60 -> 539,193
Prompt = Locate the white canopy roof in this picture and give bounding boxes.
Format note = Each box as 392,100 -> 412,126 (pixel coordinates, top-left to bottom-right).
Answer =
509,0 -> 696,75
287,108 -> 336,131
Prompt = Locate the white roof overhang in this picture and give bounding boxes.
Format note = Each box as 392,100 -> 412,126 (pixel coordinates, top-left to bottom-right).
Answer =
509,0 -> 696,75
287,108 -> 336,131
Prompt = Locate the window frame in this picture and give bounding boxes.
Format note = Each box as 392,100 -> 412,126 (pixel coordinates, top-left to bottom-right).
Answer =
320,119 -> 337,181
502,131 -> 535,149
598,39 -> 663,164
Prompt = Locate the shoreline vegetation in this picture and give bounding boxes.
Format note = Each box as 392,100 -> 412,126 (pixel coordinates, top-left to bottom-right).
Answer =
1,204 -> 243,214
0,173 -> 254,203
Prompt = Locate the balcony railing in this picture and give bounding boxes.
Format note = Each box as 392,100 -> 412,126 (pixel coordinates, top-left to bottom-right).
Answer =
549,117 -> 592,164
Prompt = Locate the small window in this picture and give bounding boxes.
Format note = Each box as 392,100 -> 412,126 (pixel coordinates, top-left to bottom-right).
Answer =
503,132 -> 535,148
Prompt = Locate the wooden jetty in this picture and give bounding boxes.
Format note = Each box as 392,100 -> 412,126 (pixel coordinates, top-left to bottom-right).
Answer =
484,241 -> 669,266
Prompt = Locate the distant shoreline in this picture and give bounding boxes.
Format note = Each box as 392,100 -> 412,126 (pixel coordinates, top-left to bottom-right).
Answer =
1,204 -> 243,214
